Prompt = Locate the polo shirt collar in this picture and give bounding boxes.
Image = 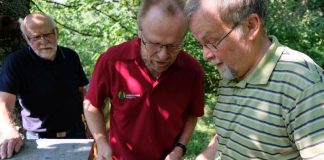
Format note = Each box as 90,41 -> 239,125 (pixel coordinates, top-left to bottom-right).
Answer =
224,36 -> 284,88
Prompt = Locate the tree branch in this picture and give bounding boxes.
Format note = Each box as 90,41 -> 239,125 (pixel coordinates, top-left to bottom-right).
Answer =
30,0 -> 102,38
41,0 -> 80,8
91,5 -> 131,33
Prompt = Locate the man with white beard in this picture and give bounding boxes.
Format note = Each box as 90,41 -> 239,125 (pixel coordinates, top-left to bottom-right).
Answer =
185,0 -> 324,159
0,13 -> 89,159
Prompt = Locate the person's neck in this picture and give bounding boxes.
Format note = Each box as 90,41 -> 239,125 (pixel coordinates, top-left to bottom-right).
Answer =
236,36 -> 272,81
142,56 -> 162,80
149,69 -> 161,80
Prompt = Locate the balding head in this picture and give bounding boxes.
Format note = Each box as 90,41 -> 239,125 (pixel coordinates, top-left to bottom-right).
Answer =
137,0 -> 186,29
19,13 -> 56,35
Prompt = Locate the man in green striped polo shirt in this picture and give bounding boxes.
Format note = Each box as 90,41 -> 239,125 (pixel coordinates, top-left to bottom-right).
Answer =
185,0 -> 324,159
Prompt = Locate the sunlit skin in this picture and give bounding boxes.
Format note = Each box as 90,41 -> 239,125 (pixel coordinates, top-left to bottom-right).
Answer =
188,1 -> 265,81
23,14 -> 58,61
138,5 -> 187,79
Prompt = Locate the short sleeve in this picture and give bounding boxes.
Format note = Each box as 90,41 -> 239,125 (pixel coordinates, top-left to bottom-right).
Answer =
188,64 -> 205,117
0,54 -> 21,94
73,52 -> 89,87
85,53 -> 111,108
286,82 -> 324,159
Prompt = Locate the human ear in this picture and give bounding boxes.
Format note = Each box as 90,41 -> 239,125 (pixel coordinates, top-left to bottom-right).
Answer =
54,27 -> 59,39
22,33 -> 32,45
245,13 -> 261,40
137,29 -> 142,38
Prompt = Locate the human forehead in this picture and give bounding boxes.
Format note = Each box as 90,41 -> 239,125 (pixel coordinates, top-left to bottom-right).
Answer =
141,5 -> 186,27
141,7 -> 186,43
25,15 -> 54,34
189,8 -> 227,42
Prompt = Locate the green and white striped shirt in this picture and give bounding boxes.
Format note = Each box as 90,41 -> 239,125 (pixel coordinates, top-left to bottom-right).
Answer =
214,36 -> 324,160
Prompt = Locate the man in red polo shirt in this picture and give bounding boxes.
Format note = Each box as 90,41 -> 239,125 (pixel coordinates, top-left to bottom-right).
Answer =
84,0 -> 204,159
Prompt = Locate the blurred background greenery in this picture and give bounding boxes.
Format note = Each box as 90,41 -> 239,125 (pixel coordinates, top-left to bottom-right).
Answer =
6,0 -> 323,158
29,0 -> 324,95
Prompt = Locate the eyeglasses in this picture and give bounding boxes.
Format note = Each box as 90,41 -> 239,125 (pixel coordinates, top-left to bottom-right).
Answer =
26,29 -> 56,42
141,34 -> 183,54
201,23 -> 239,52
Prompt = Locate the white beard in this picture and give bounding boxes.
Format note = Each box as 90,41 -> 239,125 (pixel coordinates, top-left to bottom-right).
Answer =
208,59 -> 236,80
218,64 -> 236,80
30,43 -> 57,61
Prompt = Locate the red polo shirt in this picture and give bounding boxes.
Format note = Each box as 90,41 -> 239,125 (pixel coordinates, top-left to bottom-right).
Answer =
86,38 -> 204,160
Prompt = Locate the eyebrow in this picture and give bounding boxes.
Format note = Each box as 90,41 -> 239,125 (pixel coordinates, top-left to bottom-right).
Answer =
200,30 -> 216,43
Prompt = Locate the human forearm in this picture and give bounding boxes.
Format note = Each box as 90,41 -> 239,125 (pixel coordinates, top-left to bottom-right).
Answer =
177,116 -> 198,145
195,135 -> 218,160
83,99 -> 108,142
83,99 -> 112,160
0,92 -> 17,135
165,116 -> 198,160
0,104 -> 15,134
0,92 -> 23,159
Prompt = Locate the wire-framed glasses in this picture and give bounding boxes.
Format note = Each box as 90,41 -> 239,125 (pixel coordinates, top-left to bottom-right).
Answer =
201,23 -> 239,52
26,29 -> 56,42
141,33 -> 183,54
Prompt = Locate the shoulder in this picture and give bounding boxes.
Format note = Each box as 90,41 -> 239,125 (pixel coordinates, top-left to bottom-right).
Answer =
276,47 -> 323,84
58,46 -> 79,58
4,47 -> 30,64
178,51 -> 204,73
7,47 -> 29,58
100,38 -> 140,61
270,46 -> 323,106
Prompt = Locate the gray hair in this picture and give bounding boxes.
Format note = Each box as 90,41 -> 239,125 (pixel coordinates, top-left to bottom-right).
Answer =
137,0 -> 186,28
19,13 -> 56,35
185,0 -> 269,28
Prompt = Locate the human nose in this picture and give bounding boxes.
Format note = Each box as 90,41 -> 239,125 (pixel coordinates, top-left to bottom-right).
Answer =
156,46 -> 169,60
202,47 -> 215,61
41,35 -> 52,41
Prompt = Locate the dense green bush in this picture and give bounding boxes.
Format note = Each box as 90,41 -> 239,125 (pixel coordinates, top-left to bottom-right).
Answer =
268,0 -> 324,69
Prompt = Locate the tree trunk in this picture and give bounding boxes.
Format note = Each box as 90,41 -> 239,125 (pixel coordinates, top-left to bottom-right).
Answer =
0,0 -> 30,66
0,0 -> 30,137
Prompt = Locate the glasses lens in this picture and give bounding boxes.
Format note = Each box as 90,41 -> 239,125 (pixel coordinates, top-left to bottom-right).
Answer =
142,36 -> 182,53
168,45 -> 182,53
206,43 -> 217,52
144,43 -> 160,52
29,30 -> 55,42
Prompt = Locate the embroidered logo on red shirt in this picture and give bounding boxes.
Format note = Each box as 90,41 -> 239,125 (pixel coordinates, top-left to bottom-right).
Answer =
118,91 -> 140,99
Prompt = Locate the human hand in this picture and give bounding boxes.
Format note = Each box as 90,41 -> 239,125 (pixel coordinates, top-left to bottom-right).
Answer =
165,147 -> 183,160
195,154 -> 209,160
0,130 -> 23,159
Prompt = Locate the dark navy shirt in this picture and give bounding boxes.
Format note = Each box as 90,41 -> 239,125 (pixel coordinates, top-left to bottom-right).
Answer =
0,46 -> 89,132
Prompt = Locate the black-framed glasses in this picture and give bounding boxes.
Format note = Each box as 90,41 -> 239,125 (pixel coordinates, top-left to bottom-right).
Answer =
201,23 -> 239,52
141,33 -> 183,54
26,29 -> 56,42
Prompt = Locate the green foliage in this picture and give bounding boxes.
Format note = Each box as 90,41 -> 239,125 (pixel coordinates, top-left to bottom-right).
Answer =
31,0 -> 323,95
268,0 -> 324,68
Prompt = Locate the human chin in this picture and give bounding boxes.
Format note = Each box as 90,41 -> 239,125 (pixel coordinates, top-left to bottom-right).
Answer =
34,45 -> 57,60
153,62 -> 170,73
218,64 -> 236,80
